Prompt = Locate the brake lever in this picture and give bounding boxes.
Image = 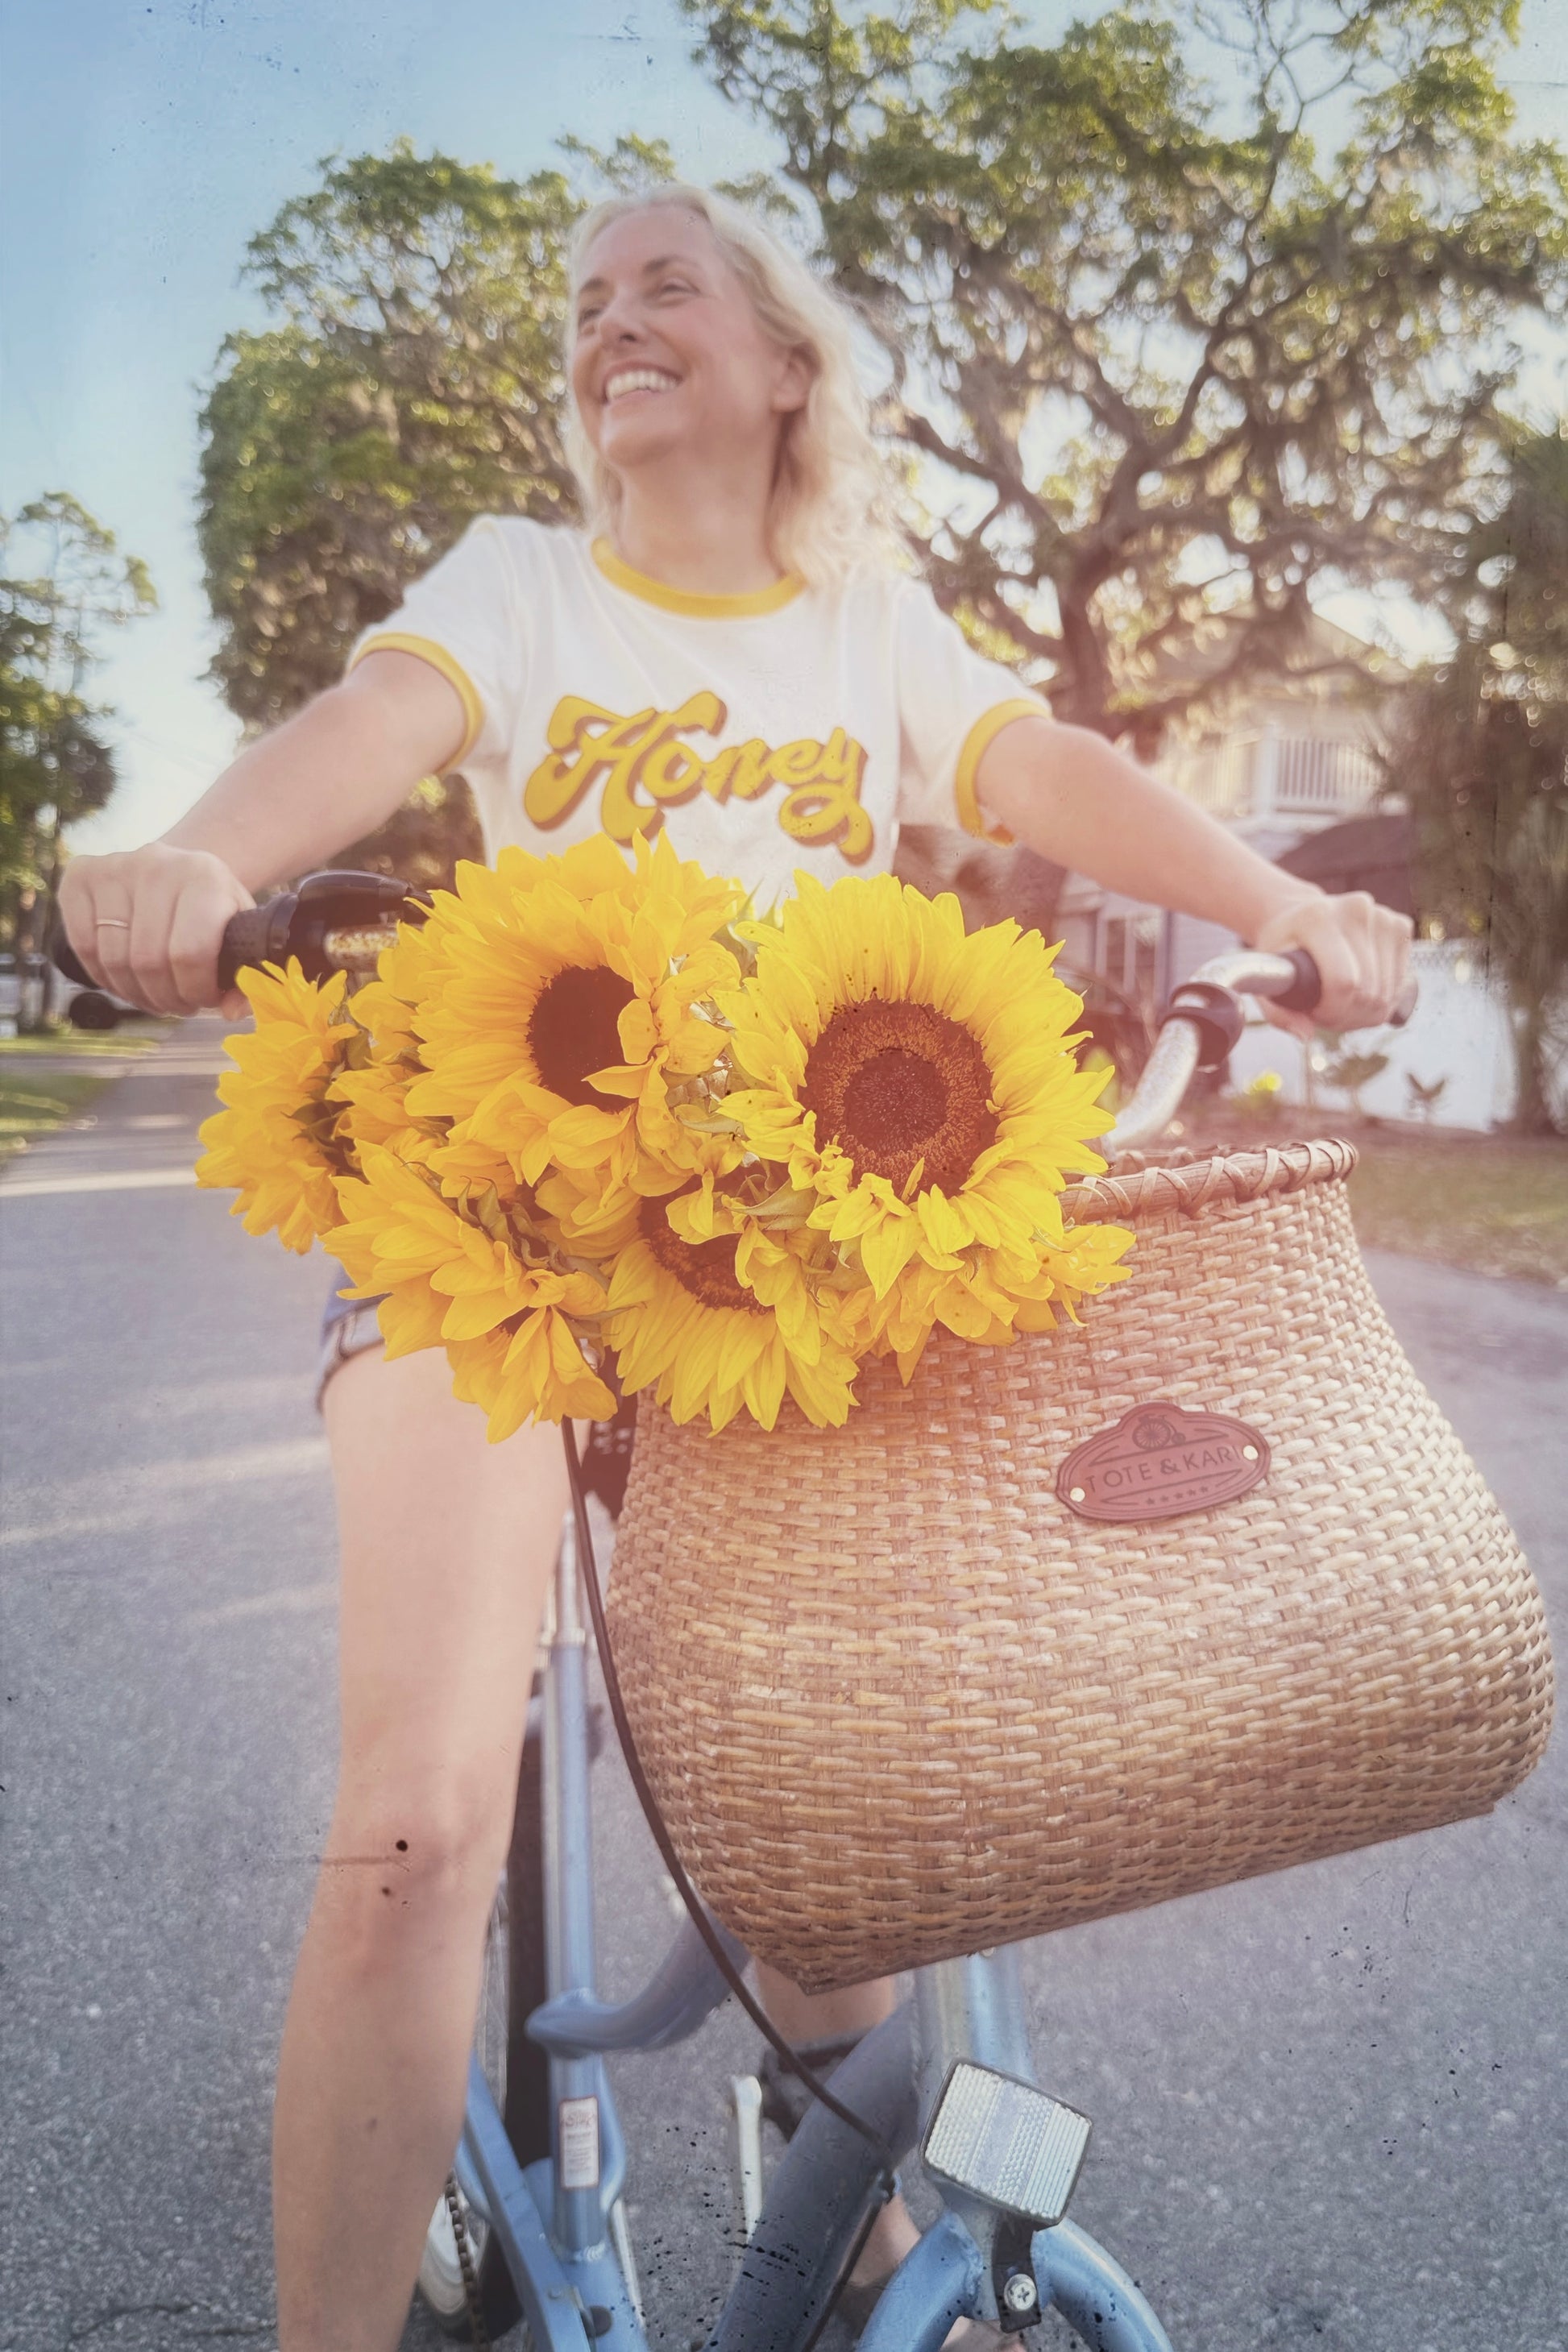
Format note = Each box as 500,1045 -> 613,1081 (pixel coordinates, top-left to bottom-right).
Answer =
276,870 -> 431,986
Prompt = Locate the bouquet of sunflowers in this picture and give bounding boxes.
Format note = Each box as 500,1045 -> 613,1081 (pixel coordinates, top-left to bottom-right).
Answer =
197,833 -> 1135,1441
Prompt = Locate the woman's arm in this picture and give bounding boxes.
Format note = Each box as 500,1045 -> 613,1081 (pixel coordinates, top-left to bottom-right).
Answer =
60,652 -> 467,1017
974,712 -> 1413,1035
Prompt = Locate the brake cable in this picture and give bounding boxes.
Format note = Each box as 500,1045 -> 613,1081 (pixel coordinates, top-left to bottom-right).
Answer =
561,1423 -> 900,2191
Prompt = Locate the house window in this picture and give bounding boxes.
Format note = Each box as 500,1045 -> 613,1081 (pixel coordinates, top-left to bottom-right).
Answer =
1099,911 -> 1162,1008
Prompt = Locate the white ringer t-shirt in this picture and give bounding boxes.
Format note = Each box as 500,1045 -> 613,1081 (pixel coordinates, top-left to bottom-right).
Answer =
348,519 -> 1044,906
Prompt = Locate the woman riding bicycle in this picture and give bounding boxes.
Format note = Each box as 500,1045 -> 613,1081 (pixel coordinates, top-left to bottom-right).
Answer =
60,185 -> 1412,2352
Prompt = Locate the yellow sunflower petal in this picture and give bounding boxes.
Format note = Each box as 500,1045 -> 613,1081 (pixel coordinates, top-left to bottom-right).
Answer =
194,960 -> 359,1254
723,873 -> 1132,1342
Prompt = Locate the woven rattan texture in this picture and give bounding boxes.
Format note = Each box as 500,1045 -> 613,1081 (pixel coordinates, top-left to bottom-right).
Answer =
608,1146 -> 1554,1991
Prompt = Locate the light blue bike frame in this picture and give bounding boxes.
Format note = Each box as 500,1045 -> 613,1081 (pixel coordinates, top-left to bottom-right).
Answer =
450,1516 -> 1174,2351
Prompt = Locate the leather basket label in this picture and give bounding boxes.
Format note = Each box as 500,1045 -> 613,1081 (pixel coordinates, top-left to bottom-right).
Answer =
1056,1400 -> 1271,1524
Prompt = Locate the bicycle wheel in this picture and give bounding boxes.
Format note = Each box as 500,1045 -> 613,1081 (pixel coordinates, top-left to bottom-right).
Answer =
417,1731 -> 551,2341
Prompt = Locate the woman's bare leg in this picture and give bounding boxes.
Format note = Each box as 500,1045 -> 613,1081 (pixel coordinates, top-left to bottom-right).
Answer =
752,1968 -> 990,2341
272,1345 -> 568,2352
274,1349 -> 957,2345
750,1962 -> 898,2051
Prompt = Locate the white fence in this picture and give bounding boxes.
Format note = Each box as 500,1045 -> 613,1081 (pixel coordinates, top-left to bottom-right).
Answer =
1226,940 -> 1529,1132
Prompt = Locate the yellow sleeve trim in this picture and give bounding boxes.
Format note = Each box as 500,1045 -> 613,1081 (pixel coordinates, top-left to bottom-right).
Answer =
953,696 -> 1049,844
348,633 -> 485,769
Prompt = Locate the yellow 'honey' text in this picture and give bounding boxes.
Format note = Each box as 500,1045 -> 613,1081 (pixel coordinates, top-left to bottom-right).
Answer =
523,691 -> 874,861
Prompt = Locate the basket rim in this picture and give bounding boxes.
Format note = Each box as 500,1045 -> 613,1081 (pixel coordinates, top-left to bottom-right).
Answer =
1063,1135 -> 1359,1226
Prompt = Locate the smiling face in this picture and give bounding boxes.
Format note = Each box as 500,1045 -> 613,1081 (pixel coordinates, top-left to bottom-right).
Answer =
570,205 -> 809,491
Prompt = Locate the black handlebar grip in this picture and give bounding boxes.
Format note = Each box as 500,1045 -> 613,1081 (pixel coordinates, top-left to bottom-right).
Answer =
1272,948 -> 1322,1015
51,930 -> 95,989
217,901 -> 294,993
54,873 -> 414,1005
52,902 -> 290,999
1162,979 -> 1247,1072
1271,946 -> 1416,1028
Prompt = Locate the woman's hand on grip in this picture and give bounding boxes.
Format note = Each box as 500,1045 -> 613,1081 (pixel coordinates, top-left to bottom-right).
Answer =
1253,889 -> 1414,1040
59,844 -> 255,1019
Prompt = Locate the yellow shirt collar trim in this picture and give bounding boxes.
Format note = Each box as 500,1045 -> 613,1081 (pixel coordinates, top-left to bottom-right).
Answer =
591,537 -> 804,618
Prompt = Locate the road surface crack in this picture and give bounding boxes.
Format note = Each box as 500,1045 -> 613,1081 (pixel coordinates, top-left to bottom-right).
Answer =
68,2305 -> 271,2345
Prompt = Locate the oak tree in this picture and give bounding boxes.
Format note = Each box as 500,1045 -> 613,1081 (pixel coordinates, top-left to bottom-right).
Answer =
0,496 -> 155,1014
1388,424 -> 1568,1133
198,146 -> 589,881
689,0 -> 1568,743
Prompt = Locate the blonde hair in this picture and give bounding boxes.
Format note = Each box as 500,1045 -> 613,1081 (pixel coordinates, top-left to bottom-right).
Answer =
565,185 -> 902,589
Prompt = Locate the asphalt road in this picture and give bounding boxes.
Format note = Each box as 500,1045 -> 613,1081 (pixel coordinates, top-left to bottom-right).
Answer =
2,1019 -> 1564,2352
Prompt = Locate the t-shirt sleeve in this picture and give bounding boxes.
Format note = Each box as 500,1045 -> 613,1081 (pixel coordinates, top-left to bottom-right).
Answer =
893,579 -> 1051,844
345,517 -> 526,770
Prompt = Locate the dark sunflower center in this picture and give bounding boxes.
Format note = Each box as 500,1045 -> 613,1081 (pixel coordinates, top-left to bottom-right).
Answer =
842,1047 -> 948,1158
528,964 -> 637,1108
638,1188 -> 764,1315
801,999 -> 997,1196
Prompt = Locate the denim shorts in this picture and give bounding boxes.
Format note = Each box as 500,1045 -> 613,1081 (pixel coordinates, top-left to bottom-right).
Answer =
315,1264 -> 385,1410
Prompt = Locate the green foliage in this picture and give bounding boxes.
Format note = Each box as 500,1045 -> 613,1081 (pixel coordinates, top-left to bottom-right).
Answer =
198,143 -> 585,736
1388,423 -> 1568,1134
1405,1071 -> 1449,1121
686,0 -> 1568,736
1234,1068 -> 1285,1119
329,772 -> 486,897
0,1064 -> 124,1164
1454,421 -> 1568,695
1322,1047 -> 1392,1115
197,143 -> 596,886
0,497 -> 155,985
558,133 -> 679,197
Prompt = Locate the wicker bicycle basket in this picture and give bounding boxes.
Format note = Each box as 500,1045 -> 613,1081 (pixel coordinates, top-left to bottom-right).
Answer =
607,1139 -> 1554,1992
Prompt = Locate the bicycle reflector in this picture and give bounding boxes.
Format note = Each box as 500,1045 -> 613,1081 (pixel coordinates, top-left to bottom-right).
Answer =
920,2063 -> 1091,2227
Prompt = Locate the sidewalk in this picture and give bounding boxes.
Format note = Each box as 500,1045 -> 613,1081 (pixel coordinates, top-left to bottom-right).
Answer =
0,1014 -> 233,1197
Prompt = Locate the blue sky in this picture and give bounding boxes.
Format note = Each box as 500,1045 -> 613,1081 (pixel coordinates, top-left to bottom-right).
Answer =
4,0 -> 1566,853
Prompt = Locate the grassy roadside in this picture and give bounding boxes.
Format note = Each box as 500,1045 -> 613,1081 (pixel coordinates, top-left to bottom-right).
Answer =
0,1066 -> 121,1164
0,1022 -> 168,1166
1193,1105 -> 1568,1288
0,1025 -> 168,1060
1345,1134 -> 1568,1289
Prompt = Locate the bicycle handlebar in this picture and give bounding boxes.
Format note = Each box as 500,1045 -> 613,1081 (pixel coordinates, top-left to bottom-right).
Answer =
54,877 -> 1417,1162
1103,947 -> 1419,1155
52,869 -> 429,997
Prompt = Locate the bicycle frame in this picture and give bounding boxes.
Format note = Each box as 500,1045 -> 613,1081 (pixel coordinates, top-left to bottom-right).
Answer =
443,944 -> 1424,2346
448,1516 -> 1175,2352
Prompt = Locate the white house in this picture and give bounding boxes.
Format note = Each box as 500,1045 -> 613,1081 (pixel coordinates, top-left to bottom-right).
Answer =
1056,615 -> 1397,998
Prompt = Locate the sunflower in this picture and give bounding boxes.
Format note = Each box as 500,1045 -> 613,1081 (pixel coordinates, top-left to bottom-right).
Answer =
719,872 -> 1132,1371
329,1146 -> 615,1436
196,959 -> 359,1252
836,1222 -> 1136,1380
605,1176 -> 861,1433
323,915 -> 446,1164
403,830 -> 745,1205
